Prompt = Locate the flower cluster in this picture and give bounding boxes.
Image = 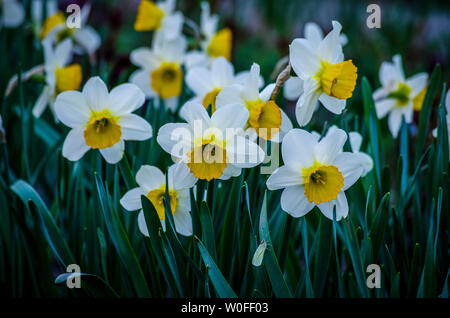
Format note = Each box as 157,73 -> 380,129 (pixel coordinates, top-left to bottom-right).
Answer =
4,0 -> 438,238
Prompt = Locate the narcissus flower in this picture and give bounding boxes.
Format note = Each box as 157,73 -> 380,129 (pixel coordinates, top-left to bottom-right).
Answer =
33,39 -> 82,118
186,57 -> 262,114
130,33 -> 186,111
185,2 -> 232,69
266,127 -> 367,220
1,0 -> 24,28
120,163 -> 196,237
134,0 -> 183,40
373,54 -> 428,137
157,101 -> 265,181
55,77 -> 152,164
216,63 -> 292,141
39,4 -> 101,55
289,21 -> 357,127
432,89 -> 450,161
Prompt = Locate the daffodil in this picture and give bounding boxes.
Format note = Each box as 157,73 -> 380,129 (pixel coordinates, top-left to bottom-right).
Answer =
373,54 -> 428,137
289,21 -> 358,127
215,63 -> 293,142
0,0 -> 24,28
54,77 -> 153,164
432,89 -> 450,161
33,39 -> 83,118
185,2 -> 232,70
266,127 -> 367,220
39,3 -> 101,55
120,163 -> 196,237
134,0 -> 183,40
157,101 -> 265,181
186,57 -> 263,114
130,33 -> 187,111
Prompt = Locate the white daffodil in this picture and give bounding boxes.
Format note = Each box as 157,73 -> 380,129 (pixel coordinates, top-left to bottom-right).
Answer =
266,127 -> 366,220
185,2 -> 232,70
312,126 -> 373,177
432,89 -> 450,160
33,39 -> 82,118
373,54 -> 428,138
289,21 -> 358,127
186,57 -> 263,114
130,33 -> 187,111
0,0 -> 25,28
134,0 -> 183,40
54,77 -> 153,164
39,3 -> 101,55
215,63 -> 293,142
157,101 -> 265,181
120,163 -> 197,237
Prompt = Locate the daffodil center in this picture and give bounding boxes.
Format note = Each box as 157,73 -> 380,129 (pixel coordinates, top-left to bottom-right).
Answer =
302,161 -> 344,204
245,99 -> 282,140
40,12 -> 65,39
84,109 -> 121,149
187,136 -> 227,181
147,186 -> 178,220
151,62 -> 183,99
54,64 -> 82,95
202,88 -> 222,114
388,82 -> 412,107
207,28 -> 232,60
134,0 -> 165,31
314,60 -> 357,99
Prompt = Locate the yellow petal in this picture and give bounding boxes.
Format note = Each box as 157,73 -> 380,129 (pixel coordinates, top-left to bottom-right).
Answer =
247,100 -> 281,140
202,88 -> 222,114
318,60 -> 357,99
55,64 -> 82,95
207,28 -> 232,60
147,187 -> 178,220
303,163 -> 344,204
134,0 -> 165,31
151,62 -> 183,99
84,109 -> 121,149
40,12 -> 65,39
413,86 -> 427,111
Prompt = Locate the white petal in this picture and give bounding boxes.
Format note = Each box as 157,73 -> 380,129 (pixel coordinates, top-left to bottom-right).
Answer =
173,209 -> 193,236
373,87 -> 389,100
62,128 -> 90,161
242,64 -> 262,102
388,108 -> 403,138
317,21 -> 343,63
289,38 -> 320,79
259,83 -> 276,102
266,165 -> 302,190
168,163 -> 197,190
54,39 -> 73,67
118,114 -> 152,141
130,47 -> 160,70
2,0 -> 25,27
445,89 -> 450,113
317,192 -> 348,221
226,135 -> 265,168
304,22 -> 324,46
54,91 -> 90,128
157,123 -> 193,158
280,185 -> 315,218
333,152 -> 365,190
184,51 -> 209,70
314,127 -> 347,164
375,98 -> 396,119
186,67 -> 213,96
282,129 -> 316,167
354,152 -> 374,177
349,131 -> 363,152
295,78 -> 320,126
160,12 -> 184,41
234,71 -> 264,89
100,140 -> 125,164
219,164 -> 241,180
319,93 -> 346,114
211,103 -> 248,130
120,188 -> 145,211
73,26 -> 101,54
136,165 -> 165,193
215,85 -> 244,109
137,210 -> 149,237
179,101 -> 212,128
407,72 -> 428,97
211,57 -> 234,87
129,69 -> 155,98
109,83 -> 146,115
283,76 -> 304,101
32,86 -> 52,118
82,77 -> 109,112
